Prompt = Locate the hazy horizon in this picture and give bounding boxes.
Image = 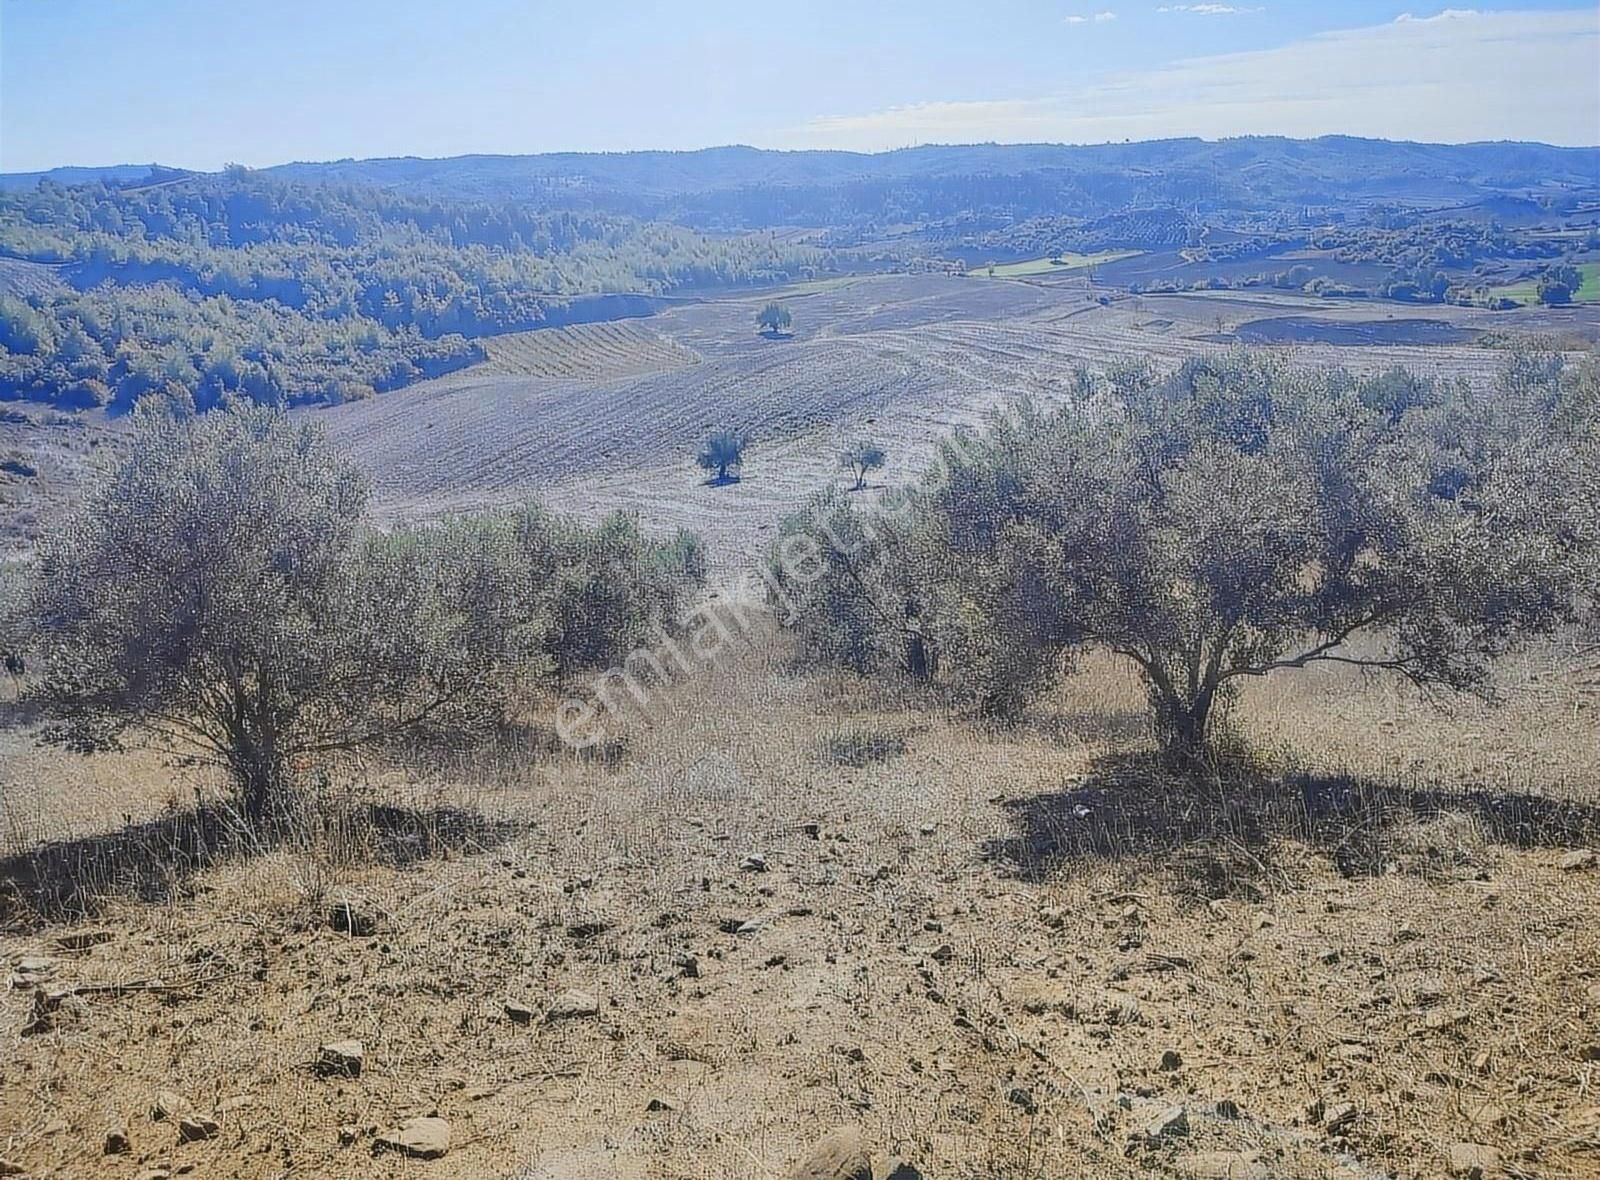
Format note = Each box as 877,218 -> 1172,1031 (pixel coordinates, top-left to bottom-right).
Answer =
3,1 -> 1598,174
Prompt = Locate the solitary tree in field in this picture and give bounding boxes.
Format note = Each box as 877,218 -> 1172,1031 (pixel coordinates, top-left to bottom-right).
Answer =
780,353 -> 1592,761
697,429 -> 750,485
1538,262 -> 1583,306
839,439 -> 887,490
756,302 -> 792,337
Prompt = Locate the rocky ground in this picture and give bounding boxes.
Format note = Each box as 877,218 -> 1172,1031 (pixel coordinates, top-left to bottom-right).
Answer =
2,633 -> 1599,1179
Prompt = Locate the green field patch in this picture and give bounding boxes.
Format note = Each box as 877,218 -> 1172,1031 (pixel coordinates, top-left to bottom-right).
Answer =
967,250 -> 1142,278
1492,261 -> 1600,306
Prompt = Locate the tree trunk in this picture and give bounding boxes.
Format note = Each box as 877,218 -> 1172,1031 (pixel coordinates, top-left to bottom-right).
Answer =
1152,684 -> 1216,767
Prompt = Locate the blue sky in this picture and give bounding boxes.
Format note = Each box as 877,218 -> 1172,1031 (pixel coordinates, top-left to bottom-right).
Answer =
1,1 -> 1597,171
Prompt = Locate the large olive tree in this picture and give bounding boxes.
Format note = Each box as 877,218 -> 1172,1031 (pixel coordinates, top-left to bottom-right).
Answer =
779,353 -> 1592,759
30,403 -> 702,823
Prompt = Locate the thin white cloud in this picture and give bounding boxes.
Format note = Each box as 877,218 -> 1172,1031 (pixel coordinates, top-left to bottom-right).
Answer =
1158,5 -> 1265,14
1065,10 -> 1118,23
772,7 -> 1600,148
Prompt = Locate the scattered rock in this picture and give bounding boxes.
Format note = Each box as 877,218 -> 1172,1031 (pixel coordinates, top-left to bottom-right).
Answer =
105,1124 -> 132,1155
645,1096 -> 676,1113
151,1089 -> 195,1121
1177,1152 -> 1270,1180
0,1158 -> 26,1176
1446,1142 -> 1501,1178
1559,849 -> 1597,871
740,855 -> 769,873
544,989 -> 601,1021
374,1116 -> 451,1160
875,1159 -> 925,1180
316,1040 -> 365,1078
1323,1101 -> 1358,1134
22,985 -> 88,1035
329,899 -> 377,937
1159,1049 -> 1183,1071
1144,1105 -> 1188,1140
788,1125 -> 872,1180
1006,1086 -> 1037,1114
504,1000 -> 536,1025
566,919 -> 612,940
338,1124 -> 360,1147
177,1115 -> 219,1142
1316,947 -> 1341,965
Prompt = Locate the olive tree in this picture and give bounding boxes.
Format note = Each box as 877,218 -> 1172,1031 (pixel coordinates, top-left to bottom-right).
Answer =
839,439 -> 887,490
780,353 -> 1591,760
756,302 -> 792,336
697,430 -> 750,484
30,404 -> 537,822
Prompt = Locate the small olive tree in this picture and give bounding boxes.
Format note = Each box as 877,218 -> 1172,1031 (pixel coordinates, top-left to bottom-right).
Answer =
756,302 -> 792,336
697,430 -> 750,484
839,440 -> 887,490
780,353 -> 1592,760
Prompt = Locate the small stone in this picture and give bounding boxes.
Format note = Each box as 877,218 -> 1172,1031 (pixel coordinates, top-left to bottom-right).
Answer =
151,1089 -> 194,1121
177,1115 -> 219,1142
544,989 -> 601,1021
504,1000 -> 536,1025
1446,1142 -> 1501,1178
1159,1049 -> 1183,1071
105,1125 -> 132,1155
1317,947 -> 1340,965
740,855 -> 768,873
1559,849 -> 1597,871
801,822 -> 820,839
930,944 -> 955,964
1006,1086 -> 1036,1113
316,1040 -> 364,1077
735,918 -> 766,936
135,1169 -> 172,1180
338,1124 -> 360,1146
374,1116 -> 451,1160
1145,1105 -> 1188,1140
1323,1102 -> 1358,1134
645,1096 -> 676,1112
0,1158 -> 26,1176
788,1125 -> 872,1180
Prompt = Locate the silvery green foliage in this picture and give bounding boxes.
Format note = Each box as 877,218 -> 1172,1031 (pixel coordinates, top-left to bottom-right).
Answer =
31,402 -> 703,820
784,352 -> 1594,757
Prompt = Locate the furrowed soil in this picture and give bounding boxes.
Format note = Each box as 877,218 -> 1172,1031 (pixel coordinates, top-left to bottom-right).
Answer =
315,274 -> 1597,568
3,631 -> 1599,1179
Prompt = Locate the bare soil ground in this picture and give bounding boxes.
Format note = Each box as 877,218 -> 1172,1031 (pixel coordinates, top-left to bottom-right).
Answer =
3,631 -> 1599,1179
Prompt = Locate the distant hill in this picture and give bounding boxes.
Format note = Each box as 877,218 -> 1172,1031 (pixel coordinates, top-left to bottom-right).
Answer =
0,164 -> 163,191
7,138 -> 1597,227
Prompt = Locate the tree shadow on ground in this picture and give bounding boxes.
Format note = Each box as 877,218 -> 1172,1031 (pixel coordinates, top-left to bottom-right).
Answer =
0,801 -> 520,932
983,749 -> 1600,895
0,696 -> 44,733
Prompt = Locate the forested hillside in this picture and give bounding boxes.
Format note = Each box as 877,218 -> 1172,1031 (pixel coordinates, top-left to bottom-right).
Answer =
0,172 -> 830,410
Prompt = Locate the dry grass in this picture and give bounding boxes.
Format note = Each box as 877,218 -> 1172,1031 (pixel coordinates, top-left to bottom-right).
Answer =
3,626 -> 1599,1178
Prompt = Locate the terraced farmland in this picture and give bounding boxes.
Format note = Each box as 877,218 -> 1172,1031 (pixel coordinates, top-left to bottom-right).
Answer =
318,274 -> 1543,572
470,320 -> 702,380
